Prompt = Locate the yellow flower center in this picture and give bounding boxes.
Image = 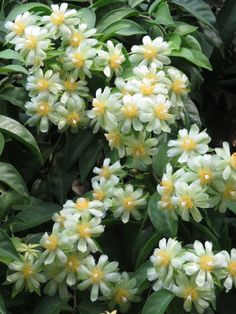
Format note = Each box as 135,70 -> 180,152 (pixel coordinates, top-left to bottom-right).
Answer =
223,184 -> 236,200
199,255 -> 214,272
22,263 -> 34,279
122,103 -> 139,119
160,196 -> 174,210
73,53 -> 85,68
160,180 -> 173,195
37,78 -> 50,91
25,35 -> 37,49
70,32 -> 84,47
14,21 -> 25,35
181,136 -> 197,151
100,166 -> 111,178
145,73 -> 157,81
93,190 -> 105,201
105,131 -> 121,148
66,112 -> 80,127
50,12 -> 65,26
64,80 -> 77,91
143,45 -> 157,60
172,79 -> 186,94
37,101 -> 51,116
43,235 -> 58,251
93,101 -> 105,116
75,198 -> 89,211
123,196 -> 135,211
90,267 -> 104,283
66,255 -> 80,272
180,195 -> 194,209
76,223 -> 91,238
132,145 -> 146,157
114,288 -> 129,304
156,250 -> 170,267
56,214 -> 66,226
183,287 -> 199,301
154,104 -> 169,120
109,55 -> 121,69
230,153 -> 236,169
198,168 -> 213,185
140,83 -> 154,95
228,261 -> 236,276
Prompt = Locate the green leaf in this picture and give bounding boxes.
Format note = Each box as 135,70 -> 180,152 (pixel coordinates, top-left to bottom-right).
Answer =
170,47 -> 212,70
148,192 -> 178,238
0,115 -> 42,162
148,0 -> 162,15
92,0 -> 126,8
6,3 -> 51,21
0,162 -> 28,197
168,33 -> 181,51
135,232 -> 161,269
79,139 -> 103,181
183,34 -> 202,51
174,23 -> 198,36
152,141 -> 169,178
102,19 -> 146,38
0,191 -> 24,221
128,0 -> 145,8
0,228 -> 20,265
217,0 -> 236,47
134,260 -> 152,291
0,132 -> 4,156
12,202 -> 61,232
33,296 -> 68,314
183,97 -> 201,128
0,294 -> 6,314
0,49 -> 24,62
0,65 -> 28,75
142,289 -> 175,314
78,8 -> 96,30
97,7 -> 138,33
154,2 -> 174,25
0,87 -> 28,109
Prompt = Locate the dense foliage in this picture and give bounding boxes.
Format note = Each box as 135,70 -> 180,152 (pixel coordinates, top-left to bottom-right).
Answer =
0,0 -> 236,314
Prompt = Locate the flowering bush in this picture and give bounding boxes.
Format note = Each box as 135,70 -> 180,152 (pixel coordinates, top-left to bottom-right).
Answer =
0,1 -> 236,314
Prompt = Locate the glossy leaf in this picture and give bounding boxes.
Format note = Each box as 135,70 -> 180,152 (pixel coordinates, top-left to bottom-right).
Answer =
0,228 -> 20,265
0,294 -> 6,314
0,115 -> 42,162
152,141 -> 169,178
142,289 -> 175,314
128,0 -> 145,8
6,3 -> 51,21
154,2 -> 174,25
0,87 -> 28,109
102,19 -> 146,38
0,191 -> 24,221
148,0 -> 162,15
217,0 -> 236,47
33,296 -> 68,314
0,132 -> 4,156
0,65 -> 28,75
78,8 -> 96,29
0,49 -> 24,62
183,97 -> 202,128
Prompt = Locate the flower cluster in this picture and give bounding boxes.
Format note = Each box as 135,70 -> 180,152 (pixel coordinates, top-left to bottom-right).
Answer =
148,238 -> 236,313
156,124 -> 236,222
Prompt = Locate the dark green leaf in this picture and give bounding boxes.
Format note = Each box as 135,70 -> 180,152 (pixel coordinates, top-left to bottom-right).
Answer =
0,132 -> 4,156
33,296 -> 68,314
0,228 -> 20,265
0,87 -> 28,109
134,260 -> 152,289
168,33 -> 181,51
217,0 -> 236,47
0,115 -> 42,162
174,24 -> 198,36
6,3 -> 51,21
0,191 -> 24,221
102,19 -> 146,38
142,289 -> 175,314
0,65 -> 28,75
152,141 -> 169,178
154,2 -> 174,25
92,0 -> 126,8
0,294 -> 6,314
0,162 -> 28,197
183,97 -> 201,128
0,49 -> 24,62
128,0 -> 145,8
78,8 -> 96,30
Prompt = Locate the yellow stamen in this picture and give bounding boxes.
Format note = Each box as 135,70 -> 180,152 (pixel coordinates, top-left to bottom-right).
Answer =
70,32 -> 84,47
114,288 -> 129,304
140,83 -> 154,95
66,255 -> 80,272
123,196 -> 135,211
160,196 -> 174,210
75,198 -> 89,211
180,195 -> 194,209
73,53 -> 85,68
230,153 -> 236,169
25,35 -> 37,49
223,184 -> 236,200
198,168 -> 213,185
50,12 -> 65,26
160,180 -> 173,195
183,287 -> 199,301
122,103 -> 139,119
66,112 -> 80,127
228,261 -> 236,276
105,131 -> 121,148
93,101 -> 105,116
100,166 -> 111,178
109,55 -> 121,69
154,104 -> 169,120
172,79 -> 186,94
93,190 -> 105,201
37,78 -> 50,91
90,267 -> 104,283
14,21 -> 25,35
143,45 -> 157,60
181,136 -> 197,151
36,101 -> 51,116
199,255 -> 214,272
132,145 -> 146,157
43,235 -> 58,251
22,263 -> 34,279
156,250 -> 170,267
76,223 -> 91,238
64,80 -> 77,91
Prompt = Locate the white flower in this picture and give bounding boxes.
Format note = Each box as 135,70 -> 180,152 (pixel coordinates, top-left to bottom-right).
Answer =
167,124 -> 211,163
222,249 -> 236,292
25,94 -> 60,132
61,72 -> 89,104
7,256 -> 46,295
87,87 -> 121,133
92,179 -> 114,210
64,215 -> 104,253
112,184 -> 146,223
105,129 -> 126,158
57,98 -> 89,132
114,77 -> 133,96
130,36 -> 170,67
140,94 -> 175,134
108,272 -> 140,313
120,94 -> 143,133
64,23 -> 97,48
61,197 -> 104,218
172,273 -> 215,314
97,41 -> 125,78
64,42 -> 97,79
93,158 -> 122,184
215,142 -> 236,180
147,238 -> 184,291
14,25 -> 50,66
5,11 -> 37,43
172,181 -> 209,222
42,3 -> 80,39
167,67 -> 189,106
26,68 -> 63,97
183,240 -> 227,287
17,243 -> 40,260
78,254 -> 121,302
132,63 -> 170,85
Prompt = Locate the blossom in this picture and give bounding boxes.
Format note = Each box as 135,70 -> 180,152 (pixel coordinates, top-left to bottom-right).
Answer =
111,184 -> 146,223
147,238 -> 185,291
26,69 -> 63,97
61,197 -> 104,218
64,23 -> 97,48
130,36 -> 170,67
17,243 -> 40,260
97,41 -> 125,78
183,240 -> 227,287
92,179 -> 114,210
14,25 -> 50,66
120,94 -> 143,133
93,158 -> 122,184
25,94 -> 60,132
167,67 -> 189,106
61,72 -> 89,104
215,142 -> 236,180
42,3 -> 80,39
105,129 -> 126,158
132,63 -> 170,85
222,249 -> 236,292
78,254 -> 121,301
172,273 -> 215,313
167,124 -> 211,163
